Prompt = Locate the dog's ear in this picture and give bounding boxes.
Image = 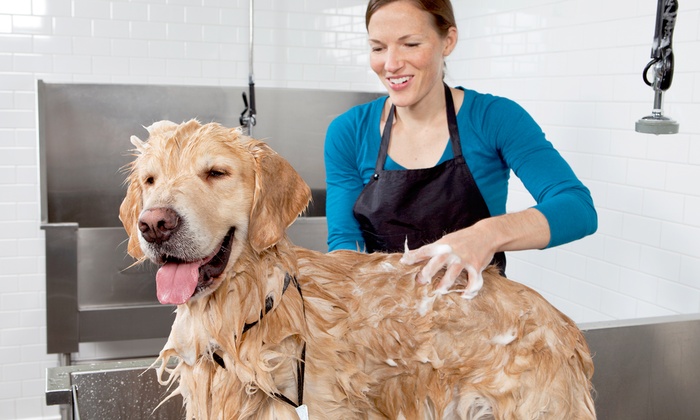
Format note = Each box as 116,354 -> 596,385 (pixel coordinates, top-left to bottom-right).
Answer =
247,141 -> 311,252
119,136 -> 146,260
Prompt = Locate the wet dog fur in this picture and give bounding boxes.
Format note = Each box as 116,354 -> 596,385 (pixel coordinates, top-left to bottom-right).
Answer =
119,119 -> 595,419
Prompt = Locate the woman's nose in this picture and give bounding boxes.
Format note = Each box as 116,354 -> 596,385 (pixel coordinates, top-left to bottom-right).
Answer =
384,48 -> 403,72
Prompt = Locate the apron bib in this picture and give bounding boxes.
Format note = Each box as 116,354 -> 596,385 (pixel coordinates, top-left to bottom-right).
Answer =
353,84 -> 506,271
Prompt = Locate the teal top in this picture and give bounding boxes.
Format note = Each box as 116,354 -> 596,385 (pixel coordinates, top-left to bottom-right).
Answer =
324,87 -> 597,252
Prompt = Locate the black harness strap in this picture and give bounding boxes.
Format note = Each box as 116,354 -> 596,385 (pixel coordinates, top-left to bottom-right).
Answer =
213,273 -> 307,409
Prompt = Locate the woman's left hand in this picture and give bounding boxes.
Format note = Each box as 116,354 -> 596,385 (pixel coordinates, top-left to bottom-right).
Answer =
400,226 -> 494,299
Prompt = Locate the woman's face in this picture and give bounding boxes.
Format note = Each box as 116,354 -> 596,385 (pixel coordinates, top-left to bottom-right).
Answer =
367,1 -> 457,108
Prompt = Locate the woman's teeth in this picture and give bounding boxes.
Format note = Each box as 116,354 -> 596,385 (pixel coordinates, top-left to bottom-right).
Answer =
389,76 -> 410,85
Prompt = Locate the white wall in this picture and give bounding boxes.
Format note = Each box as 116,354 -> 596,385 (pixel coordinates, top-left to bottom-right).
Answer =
0,0 -> 698,418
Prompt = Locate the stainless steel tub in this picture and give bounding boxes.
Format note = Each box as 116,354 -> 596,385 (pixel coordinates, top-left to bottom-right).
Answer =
47,314 -> 700,419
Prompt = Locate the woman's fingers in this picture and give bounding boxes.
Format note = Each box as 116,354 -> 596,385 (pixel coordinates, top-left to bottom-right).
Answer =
402,242 -> 485,298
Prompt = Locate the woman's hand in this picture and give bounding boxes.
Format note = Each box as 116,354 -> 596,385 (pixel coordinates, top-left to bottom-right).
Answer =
400,208 -> 551,299
400,227 -> 493,299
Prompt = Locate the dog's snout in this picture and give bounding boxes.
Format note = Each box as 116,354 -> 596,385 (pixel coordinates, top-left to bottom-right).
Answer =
139,207 -> 181,244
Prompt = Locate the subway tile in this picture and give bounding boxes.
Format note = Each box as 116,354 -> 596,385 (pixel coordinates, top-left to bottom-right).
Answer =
639,244 -> 682,281
111,1 -> 149,21
32,35 -> 72,54
93,18 -> 131,38
619,267 -> 659,302
685,196 -> 700,227
12,53 -> 53,73
635,300 -> 675,318
642,189 -> 685,223
600,289 -> 638,319
202,24 -> 238,43
554,249 -> 587,281
0,327 -> 41,348
0,1 -> 31,15
14,396 -> 44,419
586,258 -> 622,290
660,222 -> 700,257
0,111 -> 34,129
129,57 -> 167,76
0,15 -> 10,34
570,278 -> 602,311
53,55 -> 92,74
11,15 -> 51,35
606,183 -> 643,214
0,34 -> 32,53
680,256 -> 700,289
166,22 -> 203,42
111,38 -> 149,57
130,20 -> 167,40
148,4 -> 186,23
184,6 -> 220,25
626,158 -> 667,189
185,42 -> 220,60
53,17 -> 91,37
665,162 -> 700,196
73,36 -> 111,55
166,58 -> 201,78
657,279 -> 700,313
73,0 -> 111,20
148,40 -> 186,58
603,236 -> 641,269
33,0 -> 71,17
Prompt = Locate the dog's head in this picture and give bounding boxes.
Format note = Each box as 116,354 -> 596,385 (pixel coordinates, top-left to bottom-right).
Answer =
119,119 -> 311,305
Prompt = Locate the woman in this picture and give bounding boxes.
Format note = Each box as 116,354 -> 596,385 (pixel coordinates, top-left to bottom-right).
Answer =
324,0 -> 597,296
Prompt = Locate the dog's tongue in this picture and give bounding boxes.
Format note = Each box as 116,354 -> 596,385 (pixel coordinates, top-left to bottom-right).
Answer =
156,261 -> 200,305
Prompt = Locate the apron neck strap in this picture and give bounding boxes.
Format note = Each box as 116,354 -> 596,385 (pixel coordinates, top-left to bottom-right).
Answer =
376,83 -> 463,173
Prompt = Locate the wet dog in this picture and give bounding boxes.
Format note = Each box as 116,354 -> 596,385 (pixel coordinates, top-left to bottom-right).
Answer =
120,120 -> 595,419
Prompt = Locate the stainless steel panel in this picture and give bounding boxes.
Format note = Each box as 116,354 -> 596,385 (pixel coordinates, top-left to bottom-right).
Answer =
37,81 -> 381,227
46,358 -> 183,419
582,314 -> 700,420
287,216 -> 328,253
77,228 -> 159,308
42,223 -> 80,354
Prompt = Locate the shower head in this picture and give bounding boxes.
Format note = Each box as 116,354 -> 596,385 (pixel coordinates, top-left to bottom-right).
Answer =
635,113 -> 679,135
635,0 -> 679,135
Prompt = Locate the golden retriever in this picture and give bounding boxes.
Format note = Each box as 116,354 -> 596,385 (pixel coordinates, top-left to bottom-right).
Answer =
119,119 -> 595,419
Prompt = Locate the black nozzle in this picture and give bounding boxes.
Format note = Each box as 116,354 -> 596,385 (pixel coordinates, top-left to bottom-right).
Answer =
643,0 -> 678,91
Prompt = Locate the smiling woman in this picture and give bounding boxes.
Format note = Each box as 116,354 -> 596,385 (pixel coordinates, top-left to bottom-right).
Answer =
324,0 -> 597,295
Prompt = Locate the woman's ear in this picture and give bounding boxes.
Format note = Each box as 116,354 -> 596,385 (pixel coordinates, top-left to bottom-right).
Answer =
443,26 -> 458,56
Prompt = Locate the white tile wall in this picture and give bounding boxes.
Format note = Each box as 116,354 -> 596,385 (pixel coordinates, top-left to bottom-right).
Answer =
0,0 -> 699,418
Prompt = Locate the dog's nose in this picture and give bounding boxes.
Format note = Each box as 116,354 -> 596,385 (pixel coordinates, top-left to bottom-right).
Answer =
138,207 -> 181,244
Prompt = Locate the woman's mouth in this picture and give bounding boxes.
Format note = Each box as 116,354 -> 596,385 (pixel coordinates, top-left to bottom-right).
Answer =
388,76 -> 412,89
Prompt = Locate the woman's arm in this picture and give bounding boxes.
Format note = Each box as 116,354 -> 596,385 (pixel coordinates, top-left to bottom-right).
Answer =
402,95 -> 597,297
324,113 -> 367,252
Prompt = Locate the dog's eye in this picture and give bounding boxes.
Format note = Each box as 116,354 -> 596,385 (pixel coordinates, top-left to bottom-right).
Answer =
207,169 -> 227,179
145,176 -> 155,185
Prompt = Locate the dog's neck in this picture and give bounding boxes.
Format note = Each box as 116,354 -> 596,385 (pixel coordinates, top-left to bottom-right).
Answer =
159,238 -> 307,411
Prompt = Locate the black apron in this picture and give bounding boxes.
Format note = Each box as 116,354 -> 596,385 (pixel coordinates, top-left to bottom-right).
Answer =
352,84 -> 506,272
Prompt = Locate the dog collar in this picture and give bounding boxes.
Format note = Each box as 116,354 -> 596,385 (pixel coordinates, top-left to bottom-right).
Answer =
213,272 -> 307,410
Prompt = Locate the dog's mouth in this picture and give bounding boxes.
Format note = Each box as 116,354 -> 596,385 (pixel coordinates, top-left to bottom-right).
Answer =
155,227 -> 235,305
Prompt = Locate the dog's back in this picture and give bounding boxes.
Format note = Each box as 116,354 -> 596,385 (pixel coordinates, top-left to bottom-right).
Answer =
294,248 -> 595,419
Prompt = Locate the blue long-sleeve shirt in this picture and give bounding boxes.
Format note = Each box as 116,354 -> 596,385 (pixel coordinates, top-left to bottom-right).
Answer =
324,87 -> 597,252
